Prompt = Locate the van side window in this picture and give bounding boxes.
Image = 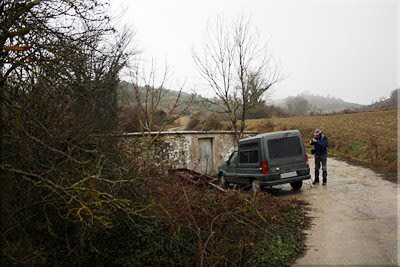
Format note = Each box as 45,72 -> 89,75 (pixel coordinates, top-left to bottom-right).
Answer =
239,149 -> 259,164
240,142 -> 258,149
239,151 -> 249,163
229,151 -> 238,165
239,141 -> 260,164
249,150 -> 259,163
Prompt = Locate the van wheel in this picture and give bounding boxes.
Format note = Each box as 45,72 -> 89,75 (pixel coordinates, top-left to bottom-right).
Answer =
219,173 -> 228,189
251,179 -> 261,193
290,180 -> 303,191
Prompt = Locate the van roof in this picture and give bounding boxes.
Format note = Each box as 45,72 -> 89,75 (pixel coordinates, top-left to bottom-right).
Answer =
240,129 -> 301,143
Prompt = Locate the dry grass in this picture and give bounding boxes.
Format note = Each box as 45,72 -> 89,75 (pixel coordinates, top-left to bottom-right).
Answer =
246,109 -> 397,174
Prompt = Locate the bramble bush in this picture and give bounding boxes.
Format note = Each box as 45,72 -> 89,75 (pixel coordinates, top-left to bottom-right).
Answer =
1,1 -> 310,265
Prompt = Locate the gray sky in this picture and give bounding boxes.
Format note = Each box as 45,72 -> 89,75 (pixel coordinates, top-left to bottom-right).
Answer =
112,0 -> 398,105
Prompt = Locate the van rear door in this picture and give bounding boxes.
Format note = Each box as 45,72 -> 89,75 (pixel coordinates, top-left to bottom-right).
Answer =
266,136 -> 307,176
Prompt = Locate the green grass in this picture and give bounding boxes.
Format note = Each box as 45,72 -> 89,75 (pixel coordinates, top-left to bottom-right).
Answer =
349,140 -> 365,154
248,208 -> 309,266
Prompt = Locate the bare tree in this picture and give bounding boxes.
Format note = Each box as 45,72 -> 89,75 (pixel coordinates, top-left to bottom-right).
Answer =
129,59 -> 194,145
192,14 -> 282,142
120,59 -> 195,176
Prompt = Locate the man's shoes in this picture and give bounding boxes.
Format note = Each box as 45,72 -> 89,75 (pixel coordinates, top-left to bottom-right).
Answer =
312,180 -> 319,185
322,182 -> 327,186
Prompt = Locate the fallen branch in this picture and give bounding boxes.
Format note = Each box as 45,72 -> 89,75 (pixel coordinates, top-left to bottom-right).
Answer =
205,181 -> 226,192
170,169 -> 225,192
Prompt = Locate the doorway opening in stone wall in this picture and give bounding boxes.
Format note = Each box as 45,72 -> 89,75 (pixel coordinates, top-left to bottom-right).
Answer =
198,138 -> 214,175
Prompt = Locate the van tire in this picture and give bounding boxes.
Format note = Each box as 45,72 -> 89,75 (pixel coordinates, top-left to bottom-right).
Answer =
219,173 -> 228,189
290,180 -> 303,190
251,179 -> 261,193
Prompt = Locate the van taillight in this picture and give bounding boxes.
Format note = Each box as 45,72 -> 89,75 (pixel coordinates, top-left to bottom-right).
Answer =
261,160 -> 269,175
305,154 -> 309,167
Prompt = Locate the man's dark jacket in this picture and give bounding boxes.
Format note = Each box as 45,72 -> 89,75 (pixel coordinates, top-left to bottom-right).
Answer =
313,134 -> 328,156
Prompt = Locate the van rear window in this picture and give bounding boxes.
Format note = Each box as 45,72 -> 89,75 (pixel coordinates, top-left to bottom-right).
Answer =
267,136 -> 303,159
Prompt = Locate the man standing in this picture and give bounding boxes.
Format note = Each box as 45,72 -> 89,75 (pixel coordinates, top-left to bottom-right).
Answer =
310,129 -> 328,185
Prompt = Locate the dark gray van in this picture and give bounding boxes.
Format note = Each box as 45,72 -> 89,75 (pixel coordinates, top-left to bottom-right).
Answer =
218,130 -> 311,191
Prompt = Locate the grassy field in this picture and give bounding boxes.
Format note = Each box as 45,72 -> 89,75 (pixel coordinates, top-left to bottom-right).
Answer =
246,109 -> 397,176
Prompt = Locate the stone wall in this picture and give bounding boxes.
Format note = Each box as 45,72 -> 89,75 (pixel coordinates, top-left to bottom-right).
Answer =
117,131 -> 258,175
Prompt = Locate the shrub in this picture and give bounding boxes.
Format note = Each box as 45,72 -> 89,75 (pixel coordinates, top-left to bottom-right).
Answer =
247,104 -> 289,119
138,176 -> 310,266
203,113 -> 223,130
186,113 -> 224,131
186,116 -> 203,130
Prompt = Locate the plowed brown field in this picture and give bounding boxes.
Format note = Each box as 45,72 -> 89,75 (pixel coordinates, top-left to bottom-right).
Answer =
246,109 -> 397,175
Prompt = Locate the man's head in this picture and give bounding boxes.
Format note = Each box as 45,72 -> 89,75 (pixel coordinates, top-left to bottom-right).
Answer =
314,129 -> 322,139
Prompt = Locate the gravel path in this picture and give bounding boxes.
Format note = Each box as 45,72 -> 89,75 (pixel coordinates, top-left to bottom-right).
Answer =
269,157 -> 398,265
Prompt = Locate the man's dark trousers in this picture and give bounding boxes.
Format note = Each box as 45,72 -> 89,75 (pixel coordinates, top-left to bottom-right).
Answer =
314,154 -> 327,183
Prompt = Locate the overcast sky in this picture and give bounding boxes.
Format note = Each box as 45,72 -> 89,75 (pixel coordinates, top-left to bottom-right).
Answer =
112,0 -> 399,105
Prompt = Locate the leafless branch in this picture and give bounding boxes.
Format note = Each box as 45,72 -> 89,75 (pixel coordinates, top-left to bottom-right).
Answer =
192,14 -> 283,142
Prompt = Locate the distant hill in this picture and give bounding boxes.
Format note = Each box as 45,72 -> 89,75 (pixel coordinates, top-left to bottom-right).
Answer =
117,81 -> 221,114
272,94 -> 363,114
120,81 -> 397,116
359,88 -> 399,111
361,98 -> 393,111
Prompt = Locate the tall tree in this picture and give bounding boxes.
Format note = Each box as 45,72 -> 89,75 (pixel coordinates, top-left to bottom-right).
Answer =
192,14 -> 282,142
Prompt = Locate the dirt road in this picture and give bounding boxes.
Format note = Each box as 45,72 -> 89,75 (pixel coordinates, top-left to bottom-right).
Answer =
271,157 -> 398,265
